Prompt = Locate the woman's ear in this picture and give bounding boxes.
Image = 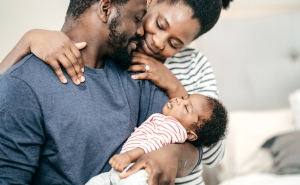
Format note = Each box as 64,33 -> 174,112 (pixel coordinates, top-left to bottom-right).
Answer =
187,130 -> 198,141
98,0 -> 113,23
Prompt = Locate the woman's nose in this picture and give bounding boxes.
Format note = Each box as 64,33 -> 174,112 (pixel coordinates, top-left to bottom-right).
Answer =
153,34 -> 165,50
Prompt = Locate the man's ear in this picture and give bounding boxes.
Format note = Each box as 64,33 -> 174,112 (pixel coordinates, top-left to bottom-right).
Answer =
187,130 -> 198,141
98,0 -> 113,23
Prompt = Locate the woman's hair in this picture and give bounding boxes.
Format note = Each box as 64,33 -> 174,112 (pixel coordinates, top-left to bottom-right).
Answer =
157,0 -> 233,38
66,0 -> 233,37
190,96 -> 228,148
66,0 -> 129,20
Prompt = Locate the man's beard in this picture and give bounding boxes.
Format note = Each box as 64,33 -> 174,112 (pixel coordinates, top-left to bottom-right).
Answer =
106,11 -> 138,70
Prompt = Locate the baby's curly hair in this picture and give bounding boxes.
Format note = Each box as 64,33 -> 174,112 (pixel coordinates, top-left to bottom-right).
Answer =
190,96 -> 228,148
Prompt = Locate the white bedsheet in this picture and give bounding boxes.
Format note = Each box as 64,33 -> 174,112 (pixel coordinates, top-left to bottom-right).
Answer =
219,173 -> 300,185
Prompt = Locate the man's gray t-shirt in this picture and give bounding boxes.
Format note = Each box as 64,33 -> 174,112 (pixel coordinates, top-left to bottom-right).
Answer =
0,54 -> 168,184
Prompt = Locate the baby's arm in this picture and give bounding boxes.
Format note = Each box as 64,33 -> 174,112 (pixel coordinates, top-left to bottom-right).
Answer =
109,147 -> 145,172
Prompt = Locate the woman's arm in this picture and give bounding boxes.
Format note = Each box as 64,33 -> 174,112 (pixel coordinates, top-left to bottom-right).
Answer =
0,29 -> 86,85
128,52 -> 188,99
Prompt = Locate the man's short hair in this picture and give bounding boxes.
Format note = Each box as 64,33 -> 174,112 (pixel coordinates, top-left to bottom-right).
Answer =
66,0 -> 130,20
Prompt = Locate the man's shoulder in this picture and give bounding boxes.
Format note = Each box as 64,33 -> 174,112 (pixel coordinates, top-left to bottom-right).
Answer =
4,54 -> 50,76
2,54 -> 57,84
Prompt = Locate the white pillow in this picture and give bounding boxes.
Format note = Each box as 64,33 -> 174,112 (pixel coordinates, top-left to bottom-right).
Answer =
289,89 -> 300,130
218,109 -> 296,181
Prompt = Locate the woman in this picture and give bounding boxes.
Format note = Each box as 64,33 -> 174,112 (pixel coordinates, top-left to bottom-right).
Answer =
0,0 -> 232,184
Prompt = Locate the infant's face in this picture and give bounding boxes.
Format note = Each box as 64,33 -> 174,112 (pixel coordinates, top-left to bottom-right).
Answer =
162,94 -> 210,130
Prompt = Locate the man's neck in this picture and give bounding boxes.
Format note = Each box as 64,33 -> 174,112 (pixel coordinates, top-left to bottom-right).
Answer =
61,21 -> 107,69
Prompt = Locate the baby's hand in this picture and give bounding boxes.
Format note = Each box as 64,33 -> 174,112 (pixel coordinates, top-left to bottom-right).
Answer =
109,153 -> 131,172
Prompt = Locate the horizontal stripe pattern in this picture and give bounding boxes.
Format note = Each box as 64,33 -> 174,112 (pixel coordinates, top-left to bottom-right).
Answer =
121,113 -> 187,154
165,47 -> 226,185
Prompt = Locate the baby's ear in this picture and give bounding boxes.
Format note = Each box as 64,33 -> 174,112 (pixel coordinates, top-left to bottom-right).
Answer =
187,130 -> 198,141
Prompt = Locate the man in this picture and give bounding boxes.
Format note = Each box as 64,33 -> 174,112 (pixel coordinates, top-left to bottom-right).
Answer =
0,0 -> 200,184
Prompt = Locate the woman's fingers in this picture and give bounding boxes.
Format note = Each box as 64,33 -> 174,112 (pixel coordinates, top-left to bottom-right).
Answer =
132,51 -> 148,58
127,64 -> 147,72
131,55 -> 148,65
48,59 -> 68,84
74,42 -> 86,72
74,42 -> 87,50
131,72 -> 150,80
57,55 -> 81,85
65,50 -> 85,83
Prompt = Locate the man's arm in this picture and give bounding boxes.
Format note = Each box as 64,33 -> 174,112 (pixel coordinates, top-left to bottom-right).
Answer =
120,143 -> 199,185
0,76 -> 44,184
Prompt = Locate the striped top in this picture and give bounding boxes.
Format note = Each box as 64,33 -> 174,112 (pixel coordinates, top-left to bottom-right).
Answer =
121,113 -> 187,154
165,47 -> 226,185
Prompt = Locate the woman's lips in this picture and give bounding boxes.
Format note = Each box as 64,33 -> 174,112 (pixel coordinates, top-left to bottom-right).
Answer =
140,39 -> 156,56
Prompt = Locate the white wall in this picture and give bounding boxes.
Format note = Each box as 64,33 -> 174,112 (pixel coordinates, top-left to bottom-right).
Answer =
189,2 -> 300,111
0,0 -> 69,60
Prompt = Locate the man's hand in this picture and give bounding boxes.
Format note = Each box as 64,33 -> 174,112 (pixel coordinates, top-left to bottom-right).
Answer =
109,153 -> 131,172
119,143 -> 199,185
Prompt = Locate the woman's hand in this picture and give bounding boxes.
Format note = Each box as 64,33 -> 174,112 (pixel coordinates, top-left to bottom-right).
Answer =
128,52 -> 188,98
28,29 -> 86,85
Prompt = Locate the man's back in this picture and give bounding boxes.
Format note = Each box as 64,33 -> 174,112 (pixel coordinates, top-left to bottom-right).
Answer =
0,54 -> 168,184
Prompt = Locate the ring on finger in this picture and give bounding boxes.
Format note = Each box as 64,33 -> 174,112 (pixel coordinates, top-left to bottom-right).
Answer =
145,64 -> 150,73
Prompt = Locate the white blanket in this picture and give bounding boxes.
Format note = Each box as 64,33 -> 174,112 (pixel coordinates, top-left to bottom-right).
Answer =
220,173 -> 300,185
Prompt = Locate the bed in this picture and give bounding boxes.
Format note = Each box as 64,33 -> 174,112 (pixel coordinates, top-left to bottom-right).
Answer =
215,105 -> 300,185
219,173 -> 300,185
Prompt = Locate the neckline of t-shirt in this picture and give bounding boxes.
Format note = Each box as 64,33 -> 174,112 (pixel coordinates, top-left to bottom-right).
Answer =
84,60 -> 111,76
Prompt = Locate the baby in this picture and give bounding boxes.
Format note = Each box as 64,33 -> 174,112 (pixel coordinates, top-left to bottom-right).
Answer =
86,94 -> 228,185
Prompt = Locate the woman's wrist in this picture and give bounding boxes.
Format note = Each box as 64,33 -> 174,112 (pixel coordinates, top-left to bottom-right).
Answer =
23,29 -> 38,54
166,82 -> 188,99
